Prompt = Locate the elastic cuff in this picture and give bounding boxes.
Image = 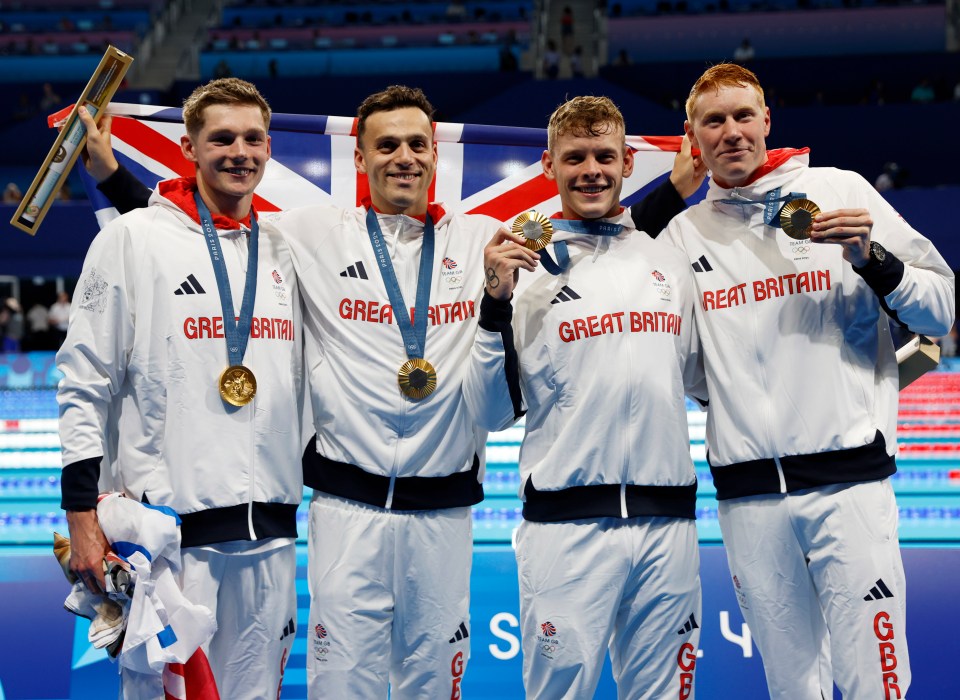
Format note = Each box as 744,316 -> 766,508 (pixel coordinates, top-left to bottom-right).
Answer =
853,249 -> 905,298
97,164 -> 152,215
664,178 -> 688,207
60,457 -> 102,510
478,290 -> 513,331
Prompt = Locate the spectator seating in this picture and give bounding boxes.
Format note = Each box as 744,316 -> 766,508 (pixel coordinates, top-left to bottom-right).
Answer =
220,0 -> 530,28
0,0 -> 159,7
607,0 -> 944,14
0,0 -> 155,64
0,31 -> 138,56
200,45 -> 520,77
606,5 -> 945,62
0,9 -> 153,36
200,1 -> 531,78
206,21 -> 528,51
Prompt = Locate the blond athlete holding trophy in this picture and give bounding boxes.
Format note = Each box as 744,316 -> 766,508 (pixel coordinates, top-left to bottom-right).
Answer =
59,78 -> 304,699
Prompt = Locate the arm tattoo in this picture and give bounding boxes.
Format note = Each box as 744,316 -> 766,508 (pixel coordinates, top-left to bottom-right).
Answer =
486,267 -> 500,289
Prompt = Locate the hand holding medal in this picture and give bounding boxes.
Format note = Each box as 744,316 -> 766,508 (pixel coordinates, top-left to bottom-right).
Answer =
807,207 -> 875,267
482,220 -> 541,301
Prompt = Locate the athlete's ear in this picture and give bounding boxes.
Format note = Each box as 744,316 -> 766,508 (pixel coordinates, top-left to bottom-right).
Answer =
683,121 -> 698,152
622,147 -> 634,179
541,149 -> 555,181
181,134 -> 198,164
354,143 -> 367,175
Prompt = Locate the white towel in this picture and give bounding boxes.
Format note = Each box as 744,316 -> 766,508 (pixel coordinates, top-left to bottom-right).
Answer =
57,493 -> 217,675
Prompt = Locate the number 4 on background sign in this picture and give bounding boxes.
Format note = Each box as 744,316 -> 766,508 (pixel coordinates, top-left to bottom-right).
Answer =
720,611 -> 754,657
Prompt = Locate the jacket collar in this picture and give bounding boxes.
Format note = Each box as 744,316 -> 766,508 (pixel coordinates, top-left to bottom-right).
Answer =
705,148 -> 810,204
158,177 -> 253,230
360,196 -> 447,226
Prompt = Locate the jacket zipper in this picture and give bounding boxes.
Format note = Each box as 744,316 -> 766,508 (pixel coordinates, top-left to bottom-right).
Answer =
773,455 -> 787,494
614,242 -> 630,519
738,194 -> 782,487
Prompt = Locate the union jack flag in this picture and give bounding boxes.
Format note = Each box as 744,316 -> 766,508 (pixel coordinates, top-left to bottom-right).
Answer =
652,270 -> 666,282
162,648 -> 220,700
272,270 -> 283,284
442,257 -> 458,269
314,623 -> 328,639
66,103 -> 683,226
540,621 -> 557,637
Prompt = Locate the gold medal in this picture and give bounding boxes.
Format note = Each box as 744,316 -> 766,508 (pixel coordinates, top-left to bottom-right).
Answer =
219,365 -> 257,406
780,198 -> 821,240
512,211 -> 553,251
398,358 -> 437,400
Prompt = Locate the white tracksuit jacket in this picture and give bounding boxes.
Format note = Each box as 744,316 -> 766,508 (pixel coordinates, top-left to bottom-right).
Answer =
277,203 -> 502,509
465,210 -> 707,520
662,151 -> 955,499
58,181 -> 305,547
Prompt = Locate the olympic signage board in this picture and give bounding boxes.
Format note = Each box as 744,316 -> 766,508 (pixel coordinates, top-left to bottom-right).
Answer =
1,545 -> 957,699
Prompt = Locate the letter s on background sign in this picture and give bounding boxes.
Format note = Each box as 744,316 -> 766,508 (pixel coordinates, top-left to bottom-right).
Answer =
489,612 -> 520,660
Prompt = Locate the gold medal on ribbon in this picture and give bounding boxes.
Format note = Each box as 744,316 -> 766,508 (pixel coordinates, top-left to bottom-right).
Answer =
219,365 -> 257,407
398,358 -> 437,400
512,211 -> 553,251
780,198 -> 821,240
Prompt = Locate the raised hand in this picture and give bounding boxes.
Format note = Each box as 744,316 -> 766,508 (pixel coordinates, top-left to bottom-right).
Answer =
483,227 -> 540,300
810,208 -> 873,267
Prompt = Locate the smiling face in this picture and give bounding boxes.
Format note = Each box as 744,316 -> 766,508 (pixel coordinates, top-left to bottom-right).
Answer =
180,103 -> 270,219
686,83 -> 770,189
543,120 -> 634,220
355,106 -> 437,217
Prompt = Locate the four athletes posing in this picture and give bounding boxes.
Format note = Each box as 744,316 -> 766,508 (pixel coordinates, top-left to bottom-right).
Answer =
61,63 -> 953,699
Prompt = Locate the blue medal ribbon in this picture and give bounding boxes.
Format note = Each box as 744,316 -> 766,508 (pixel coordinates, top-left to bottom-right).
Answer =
539,218 -> 625,275
364,207 -> 434,361
550,219 -> 624,237
194,191 -> 259,368
716,187 -> 808,227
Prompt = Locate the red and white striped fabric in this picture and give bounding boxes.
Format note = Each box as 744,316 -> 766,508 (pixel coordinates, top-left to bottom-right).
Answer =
163,649 -> 220,700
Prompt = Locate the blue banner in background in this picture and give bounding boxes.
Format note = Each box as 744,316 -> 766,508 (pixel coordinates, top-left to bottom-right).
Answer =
1,545 -> 957,699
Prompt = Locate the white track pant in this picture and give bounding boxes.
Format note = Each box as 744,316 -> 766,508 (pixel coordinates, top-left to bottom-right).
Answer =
306,492 -> 473,699
121,540 -> 297,700
517,516 -> 701,700
718,479 -> 910,700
